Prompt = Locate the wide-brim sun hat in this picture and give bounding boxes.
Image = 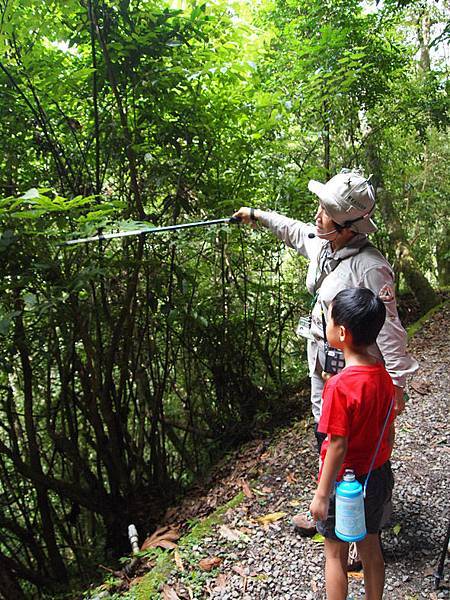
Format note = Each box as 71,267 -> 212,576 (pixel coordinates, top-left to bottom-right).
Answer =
308,169 -> 377,234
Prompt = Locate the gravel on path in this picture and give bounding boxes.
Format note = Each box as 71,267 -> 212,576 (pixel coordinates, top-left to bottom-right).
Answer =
162,304 -> 450,599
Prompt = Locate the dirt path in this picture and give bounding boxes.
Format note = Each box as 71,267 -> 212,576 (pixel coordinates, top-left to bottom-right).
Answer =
106,303 -> 450,599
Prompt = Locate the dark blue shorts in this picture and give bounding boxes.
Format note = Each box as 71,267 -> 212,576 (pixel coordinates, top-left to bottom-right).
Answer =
316,461 -> 394,541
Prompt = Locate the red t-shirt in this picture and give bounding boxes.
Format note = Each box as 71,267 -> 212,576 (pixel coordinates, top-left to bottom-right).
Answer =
318,363 -> 395,480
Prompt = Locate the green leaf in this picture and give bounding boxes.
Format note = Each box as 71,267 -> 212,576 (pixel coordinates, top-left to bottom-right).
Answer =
0,311 -> 20,336
65,195 -> 97,209
74,67 -> 97,79
190,3 -> 206,21
21,188 -> 41,200
312,533 -> 325,543
0,317 -> 11,336
78,209 -> 115,222
393,523 -> 401,536
0,230 -> 16,249
10,210 -> 47,219
24,293 -> 37,309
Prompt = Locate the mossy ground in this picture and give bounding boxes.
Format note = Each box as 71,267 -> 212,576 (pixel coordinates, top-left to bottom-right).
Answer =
90,492 -> 245,600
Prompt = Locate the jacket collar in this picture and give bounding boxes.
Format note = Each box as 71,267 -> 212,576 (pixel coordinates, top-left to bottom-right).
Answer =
324,233 -> 369,260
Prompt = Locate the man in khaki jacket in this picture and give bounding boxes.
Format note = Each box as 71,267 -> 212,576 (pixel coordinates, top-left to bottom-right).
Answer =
234,169 -> 418,539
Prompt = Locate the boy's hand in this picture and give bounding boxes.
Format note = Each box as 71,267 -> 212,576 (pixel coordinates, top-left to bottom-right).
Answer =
309,493 -> 329,522
321,370 -> 332,382
393,385 -> 405,415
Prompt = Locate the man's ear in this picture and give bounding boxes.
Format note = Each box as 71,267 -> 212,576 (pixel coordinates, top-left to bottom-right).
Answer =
339,325 -> 347,342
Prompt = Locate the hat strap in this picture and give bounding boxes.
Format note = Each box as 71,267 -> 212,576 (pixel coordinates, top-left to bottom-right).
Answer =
341,211 -> 373,228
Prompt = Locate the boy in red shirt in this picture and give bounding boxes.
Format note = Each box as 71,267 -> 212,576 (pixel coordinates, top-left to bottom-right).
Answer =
309,288 -> 395,600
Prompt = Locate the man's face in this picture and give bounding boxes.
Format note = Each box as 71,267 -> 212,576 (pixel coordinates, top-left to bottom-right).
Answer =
314,203 -> 338,238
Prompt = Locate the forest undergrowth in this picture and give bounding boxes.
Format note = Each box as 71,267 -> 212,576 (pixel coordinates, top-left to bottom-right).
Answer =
84,299 -> 450,600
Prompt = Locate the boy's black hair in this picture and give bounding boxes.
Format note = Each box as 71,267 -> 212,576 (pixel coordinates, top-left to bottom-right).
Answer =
330,287 -> 386,347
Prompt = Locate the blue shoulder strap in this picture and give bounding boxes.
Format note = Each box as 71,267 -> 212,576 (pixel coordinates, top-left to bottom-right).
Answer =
363,396 -> 395,498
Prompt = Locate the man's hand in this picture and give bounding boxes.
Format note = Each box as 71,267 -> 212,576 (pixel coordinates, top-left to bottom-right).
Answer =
232,207 -> 259,226
309,493 -> 329,522
393,385 -> 405,416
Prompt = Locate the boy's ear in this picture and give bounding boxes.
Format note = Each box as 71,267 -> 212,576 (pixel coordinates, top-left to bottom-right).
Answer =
339,325 -> 354,346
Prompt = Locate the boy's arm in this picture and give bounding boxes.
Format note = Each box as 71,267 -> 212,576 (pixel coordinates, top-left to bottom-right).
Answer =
309,434 -> 348,522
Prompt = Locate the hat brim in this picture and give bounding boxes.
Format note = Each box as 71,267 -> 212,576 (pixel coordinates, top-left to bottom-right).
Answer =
308,179 -> 377,233
308,180 -> 328,203
348,217 -> 378,234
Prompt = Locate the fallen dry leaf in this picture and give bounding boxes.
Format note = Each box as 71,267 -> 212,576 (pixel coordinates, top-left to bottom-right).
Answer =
164,506 -> 179,521
198,556 -> 222,571
218,524 -> 242,542
162,584 -> 181,600
410,380 -> 430,395
141,526 -> 180,551
272,498 -> 287,512
238,526 -> 254,534
232,564 -> 248,577
174,549 -> 184,572
212,573 -> 228,591
241,479 -> 253,498
286,471 -> 297,484
256,511 -> 287,525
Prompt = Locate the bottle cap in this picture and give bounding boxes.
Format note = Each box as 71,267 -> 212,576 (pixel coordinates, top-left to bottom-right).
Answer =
343,469 -> 355,481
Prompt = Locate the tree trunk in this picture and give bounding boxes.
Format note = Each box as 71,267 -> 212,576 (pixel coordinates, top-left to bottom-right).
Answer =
89,1 -> 145,219
13,303 -> 69,584
0,547 -> 48,590
436,223 -> 450,286
0,572 -> 25,600
366,140 -> 439,313
0,555 -> 28,599
322,100 -> 331,178
418,11 -> 431,72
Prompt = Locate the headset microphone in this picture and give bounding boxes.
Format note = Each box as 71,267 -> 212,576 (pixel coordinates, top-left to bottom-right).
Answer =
308,229 -> 339,239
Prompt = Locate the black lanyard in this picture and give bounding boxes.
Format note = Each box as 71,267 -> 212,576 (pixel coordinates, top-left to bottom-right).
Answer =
312,243 -> 343,295
321,304 -> 329,343
312,240 -> 370,298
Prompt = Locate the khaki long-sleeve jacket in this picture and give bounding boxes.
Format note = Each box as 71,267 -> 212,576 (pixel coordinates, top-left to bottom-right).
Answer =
258,210 -> 418,388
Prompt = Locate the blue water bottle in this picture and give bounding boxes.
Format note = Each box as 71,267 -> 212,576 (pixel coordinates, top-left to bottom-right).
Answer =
335,469 -> 367,542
